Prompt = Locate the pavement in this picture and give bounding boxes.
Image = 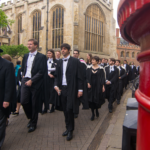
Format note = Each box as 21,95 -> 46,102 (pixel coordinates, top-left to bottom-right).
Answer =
2,89 -> 131,150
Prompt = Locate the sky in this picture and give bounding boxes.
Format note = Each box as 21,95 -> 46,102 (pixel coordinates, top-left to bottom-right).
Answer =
0,0 -> 120,28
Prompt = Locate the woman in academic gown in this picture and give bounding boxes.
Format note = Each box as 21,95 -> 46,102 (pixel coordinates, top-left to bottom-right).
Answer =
47,49 -> 58,113
86,56 -> 105,121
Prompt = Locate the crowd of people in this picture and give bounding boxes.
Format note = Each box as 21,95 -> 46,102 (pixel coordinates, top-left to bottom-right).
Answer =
0,39 -> 140,149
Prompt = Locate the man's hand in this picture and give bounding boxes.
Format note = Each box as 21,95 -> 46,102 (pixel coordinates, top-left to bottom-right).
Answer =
49,74 -> 54,78
78,91 -> 83,98
87,83 -> 91,88
3,102 -> 9,108
102,86 -> 105,92
25,80 -> 32,86
54,86 -> 61,96
106,81 -> 111,85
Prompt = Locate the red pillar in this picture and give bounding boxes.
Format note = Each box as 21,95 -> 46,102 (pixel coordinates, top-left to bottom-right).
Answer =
117,1 -> 150,150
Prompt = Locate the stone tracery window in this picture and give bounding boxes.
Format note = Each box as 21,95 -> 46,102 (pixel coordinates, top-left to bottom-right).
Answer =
18,14 -> 22,45
126,52 -> 129,57
132,52 -> 135,58
85,4 -> 105,52
32,11 -> 41,47
52,7 -> 64,49
121,51 -> 124,57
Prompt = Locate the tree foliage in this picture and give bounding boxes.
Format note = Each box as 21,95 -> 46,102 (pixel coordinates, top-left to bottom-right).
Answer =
0,9 -> 14,28
0,44 -> 29,59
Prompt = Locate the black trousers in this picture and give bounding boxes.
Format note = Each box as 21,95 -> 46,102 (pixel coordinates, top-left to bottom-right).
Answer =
61,86 -> 74,132
0,110 -> 7,148
21,78 -> 39,127
117,80 -> 123,101
106,85 -> 115,109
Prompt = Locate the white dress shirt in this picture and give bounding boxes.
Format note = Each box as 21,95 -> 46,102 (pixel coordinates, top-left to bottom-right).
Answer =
110,65 -> 114,73
25,50 -> 37,78
62,55 -> 70,85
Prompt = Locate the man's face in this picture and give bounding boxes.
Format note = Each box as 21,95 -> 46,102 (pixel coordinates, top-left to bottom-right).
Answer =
109,60 -> 113,65
116,61 -> 120,66
124,61 -> 127,64
27,41 -> 37,52
102,59 -> 105,63
73,51 -> 79,59
61,47 -> 70,57
56,52 -> 61,59
131,62 -> 134,65
105,59 -> 108,63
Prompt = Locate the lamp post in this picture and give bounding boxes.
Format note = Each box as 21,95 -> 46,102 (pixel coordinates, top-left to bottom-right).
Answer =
118,0 -> 150,149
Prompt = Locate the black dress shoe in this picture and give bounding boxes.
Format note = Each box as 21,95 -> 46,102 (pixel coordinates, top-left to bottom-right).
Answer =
12,112 -> 19,116
49,109 -> 55,113
117,100 -> 120,105
66,131 -> 73,141
28,126 -> 36,133
62,130 -> 69,136
41,110 -> 47,115
74,114 -> 78,118
109,109 -> 113,113
91,115 -> 95,121
96,110 -> 99,117
27,120 -> 32,128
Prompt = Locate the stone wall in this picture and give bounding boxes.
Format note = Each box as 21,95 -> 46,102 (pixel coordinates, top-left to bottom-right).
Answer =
2,0 -> 117,59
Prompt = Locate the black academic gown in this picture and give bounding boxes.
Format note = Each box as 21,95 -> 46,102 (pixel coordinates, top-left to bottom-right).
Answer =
130,65 -> 137,81
54,57 -> 83,114
100,63 -> 107,68
21,52 -> 49,113
86,66 -> 105,108
116,66 -> 126,100
137,66 -> 140,75
105,66 -> 119,102
0,57 -> 16,117
79,59 -> 89,109
47,59 -> 59,106
124,64 -> 130,88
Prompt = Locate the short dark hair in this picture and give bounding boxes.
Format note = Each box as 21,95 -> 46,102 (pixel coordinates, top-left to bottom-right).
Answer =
116,60 -> 120,63
17,61 -> 21,65
124,60 -> 127,62
99,58 -> 102,62
28,39 -> 38,46
110,58 -> 116,63
74,49 -> 80,54
47,49 -> 56,60
92,56 -> 99,63
61,43 -> 71,51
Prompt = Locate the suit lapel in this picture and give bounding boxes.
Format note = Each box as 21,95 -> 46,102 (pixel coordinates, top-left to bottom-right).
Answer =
0,57 -> 3,70
32,52 -> 39,69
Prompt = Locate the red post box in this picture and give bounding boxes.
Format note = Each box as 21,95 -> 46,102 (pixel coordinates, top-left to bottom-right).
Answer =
118,0 -> 150,149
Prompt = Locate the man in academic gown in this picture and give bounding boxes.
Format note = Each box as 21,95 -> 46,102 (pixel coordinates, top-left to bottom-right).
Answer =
54,43 -> 83,141
115,60 -> 126,104
105,58 -> 119,113
123,60 -> 130,89
100,58 -> 107,68
21,39 -> 48,133
73,49 -> 89,118
130,62 -> 137,81
0,49 -> 16,149
137,66 -> 140,75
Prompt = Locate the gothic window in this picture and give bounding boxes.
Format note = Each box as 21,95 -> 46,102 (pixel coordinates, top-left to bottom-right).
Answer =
121,51 -> 124,57
126,52 -> 129,57
33,11 -> 41,47
132,52 -> 135,58
52,7 -> 64,49
18,15 -> 22,45
85,4 -> 105,52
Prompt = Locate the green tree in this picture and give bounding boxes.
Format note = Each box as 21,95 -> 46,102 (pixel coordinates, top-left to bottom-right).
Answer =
0,9 -> 14,28
0,44 -> 29,59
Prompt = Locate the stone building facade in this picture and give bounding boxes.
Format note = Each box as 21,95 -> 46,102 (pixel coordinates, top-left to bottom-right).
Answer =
116,28 -> 140,66
1,0 -> 117,59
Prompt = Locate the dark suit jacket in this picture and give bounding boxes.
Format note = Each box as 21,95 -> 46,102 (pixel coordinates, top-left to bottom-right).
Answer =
0,57 -> 16,117
21,52 -> 47,89
54,56 -> 83,114
119,67 -> 126,80
130,65 -> 137,80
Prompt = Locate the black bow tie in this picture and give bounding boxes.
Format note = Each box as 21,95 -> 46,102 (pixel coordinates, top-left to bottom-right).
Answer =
63,59 -> 68,62
49,61 -> 51,63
